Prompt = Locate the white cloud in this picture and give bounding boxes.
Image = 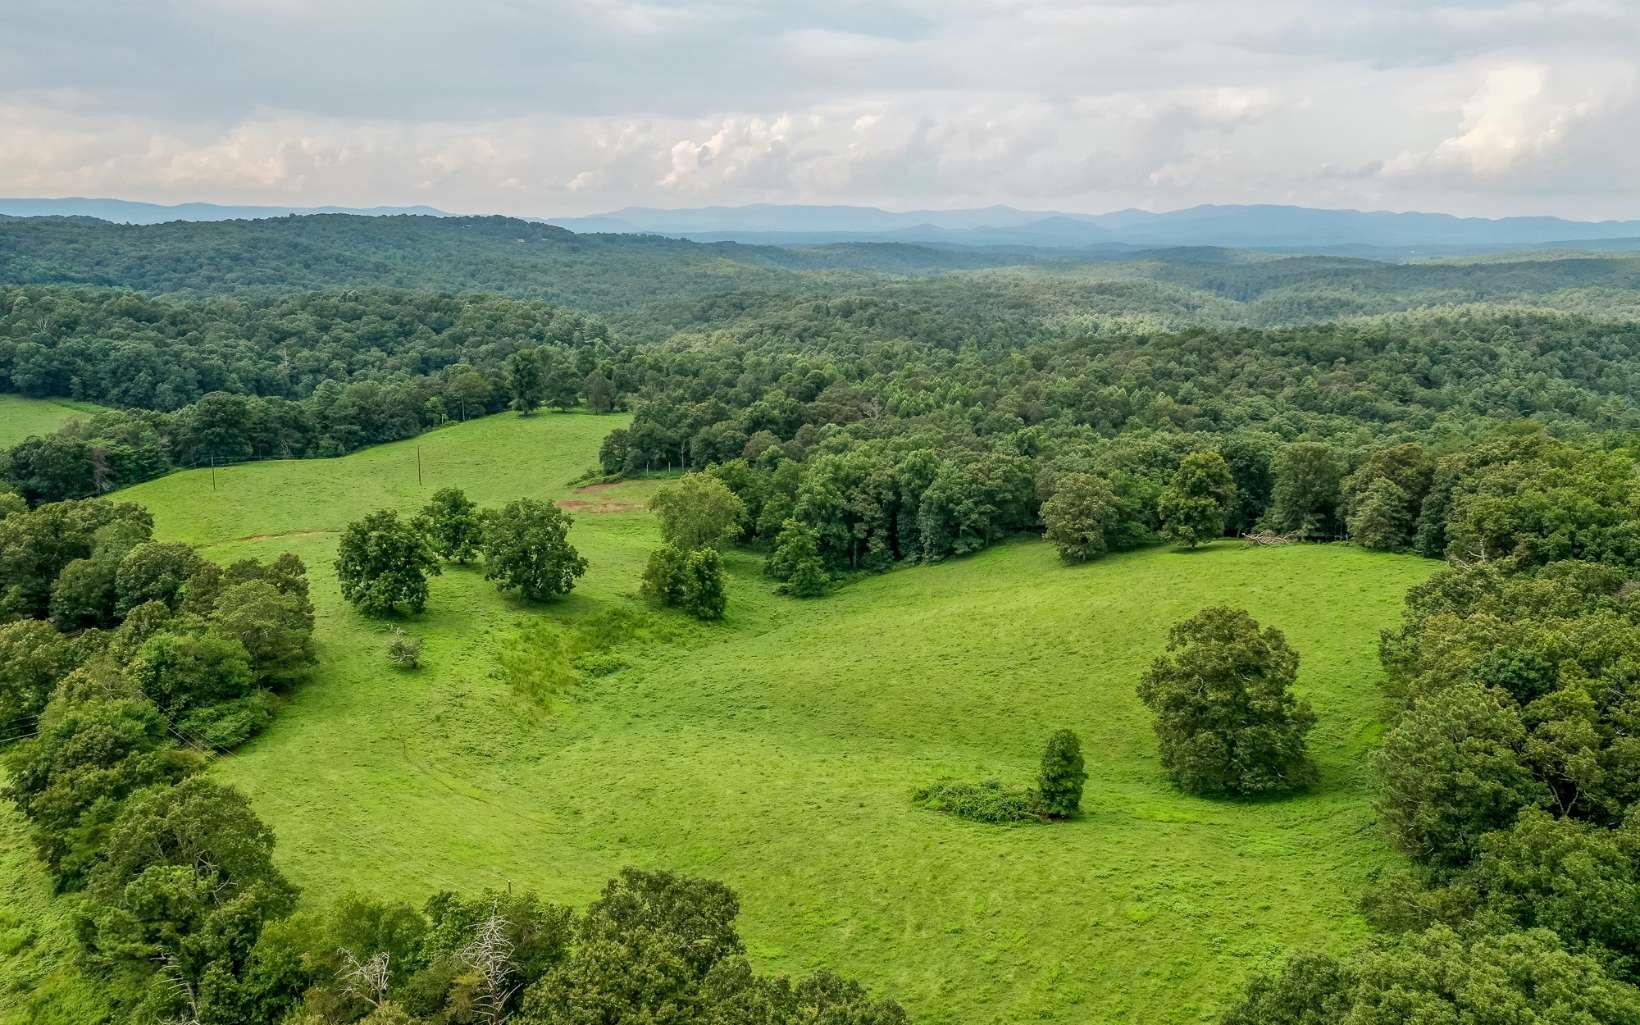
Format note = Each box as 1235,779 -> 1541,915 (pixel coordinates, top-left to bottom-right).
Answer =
3,1 -> 1640,217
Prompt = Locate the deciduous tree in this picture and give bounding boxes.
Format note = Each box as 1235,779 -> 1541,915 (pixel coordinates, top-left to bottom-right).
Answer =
1138,606 -> 1316,796
480,499 -> 587,601
336,510 -> 442,616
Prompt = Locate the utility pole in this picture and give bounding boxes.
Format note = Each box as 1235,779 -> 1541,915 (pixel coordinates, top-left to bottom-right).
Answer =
417,445 -> 423,486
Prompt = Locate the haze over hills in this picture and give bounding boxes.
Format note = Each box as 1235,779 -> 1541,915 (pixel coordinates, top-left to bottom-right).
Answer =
7,196 -> 1640,256
0,197 -> 450,224
547,202 -> 1640,253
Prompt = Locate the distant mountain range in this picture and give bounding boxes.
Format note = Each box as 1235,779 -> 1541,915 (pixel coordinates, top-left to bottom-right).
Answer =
0,197 -> 449,224
5,197 -> 1640,255
545,203 -> 1640,255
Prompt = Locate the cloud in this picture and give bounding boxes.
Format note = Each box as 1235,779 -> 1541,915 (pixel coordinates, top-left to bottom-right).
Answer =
1380,61 -> 1640,199
2,1 -> 1640,217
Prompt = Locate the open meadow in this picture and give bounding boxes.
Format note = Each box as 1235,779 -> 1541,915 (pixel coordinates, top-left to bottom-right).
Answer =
6,410 -> 1435,1024
0,395 -> 108,448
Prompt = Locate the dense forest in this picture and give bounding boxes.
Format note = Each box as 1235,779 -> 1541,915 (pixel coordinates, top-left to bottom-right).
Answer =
5,213 -> 1640,323
8,213 -> 1640,1024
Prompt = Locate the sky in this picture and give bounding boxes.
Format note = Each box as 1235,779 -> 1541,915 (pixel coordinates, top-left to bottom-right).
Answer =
5,0 -> 1640,220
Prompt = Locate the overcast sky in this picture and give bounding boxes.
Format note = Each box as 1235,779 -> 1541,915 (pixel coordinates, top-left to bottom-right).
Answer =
5,0 -> 1639,219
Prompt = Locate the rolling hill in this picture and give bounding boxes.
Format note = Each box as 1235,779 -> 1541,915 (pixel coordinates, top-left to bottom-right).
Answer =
0,410 -> 1441,1024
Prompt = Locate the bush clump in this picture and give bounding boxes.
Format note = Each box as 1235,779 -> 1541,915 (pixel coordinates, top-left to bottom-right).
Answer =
386,628 -> 423,670
1037,728 -> 1087,818
914,730 -> 1086,824
912,779 -> 1044,824
641,544 -> 728,620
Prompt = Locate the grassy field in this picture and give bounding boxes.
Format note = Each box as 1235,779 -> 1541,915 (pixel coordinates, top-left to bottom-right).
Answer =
0,394 -> 110,447
7,411 -> 1436,1024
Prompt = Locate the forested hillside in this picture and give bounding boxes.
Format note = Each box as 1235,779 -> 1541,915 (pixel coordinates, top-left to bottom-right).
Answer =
5,213 -> 1640,323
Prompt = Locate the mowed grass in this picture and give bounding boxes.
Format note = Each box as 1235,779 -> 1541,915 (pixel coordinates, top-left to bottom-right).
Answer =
16,411 -> 1436,1024
0,394 -> 111,447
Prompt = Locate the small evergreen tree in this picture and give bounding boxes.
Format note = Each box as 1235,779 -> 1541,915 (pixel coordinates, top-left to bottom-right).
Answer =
1037,729 -> 1087,818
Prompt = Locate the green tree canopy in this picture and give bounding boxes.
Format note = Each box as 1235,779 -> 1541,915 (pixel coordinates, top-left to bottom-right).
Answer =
1157,450 -> 1236,548
650,474 -> 747,552
1138,606 -> 1316,796
479,498 -> 587,601
415,487 -> 483,563
335,509 -> 442,616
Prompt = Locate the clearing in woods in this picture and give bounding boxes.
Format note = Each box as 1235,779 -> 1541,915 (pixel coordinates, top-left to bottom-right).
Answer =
9,410 -> 1435,1024
0,394 -> 111,448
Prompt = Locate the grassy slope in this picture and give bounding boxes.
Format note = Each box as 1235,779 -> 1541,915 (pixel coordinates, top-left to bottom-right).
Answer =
0,395 -> 109,448
9,411 -> 1435,1025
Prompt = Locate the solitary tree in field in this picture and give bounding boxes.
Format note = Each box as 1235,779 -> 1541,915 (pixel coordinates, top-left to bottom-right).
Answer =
1037,729 -> 1087,818
506,349 -> 546,416
1157,451 -> 1236,548
416,487 -> 483,563
1138,606 -> 1316,796
480,499 -> 587,601
649,474 -> 747,551
1041,472 -> 1120,563
335,509 -> 442,615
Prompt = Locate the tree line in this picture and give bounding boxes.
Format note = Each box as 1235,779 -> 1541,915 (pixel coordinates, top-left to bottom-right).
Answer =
11,286 -> 1640,515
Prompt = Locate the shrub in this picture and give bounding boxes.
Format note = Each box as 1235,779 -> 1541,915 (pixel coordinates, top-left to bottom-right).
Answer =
642,544 -> 728,620
1037,729 -> 1087,818
1137,606 -> 1317,796
387,629 -> 423,670
174,691 -> 277,750
911,779 -> 1044,824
